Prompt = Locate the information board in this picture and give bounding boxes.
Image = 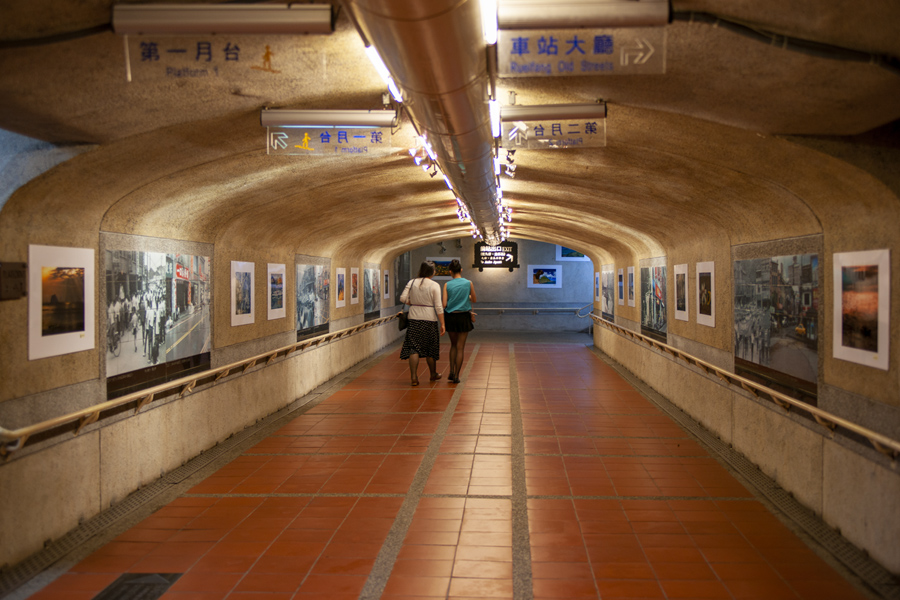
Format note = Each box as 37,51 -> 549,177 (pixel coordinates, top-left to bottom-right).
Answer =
267,127 -> 392,155
500,119 -> 606,149
474,242 -> 519,271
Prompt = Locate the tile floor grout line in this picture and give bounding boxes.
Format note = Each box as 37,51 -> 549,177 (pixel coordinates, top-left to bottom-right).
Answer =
358,345 -> 481,600
508,343 -> 534,600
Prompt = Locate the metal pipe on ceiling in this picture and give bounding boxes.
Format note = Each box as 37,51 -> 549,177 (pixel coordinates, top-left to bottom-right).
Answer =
498,0 -> 669,29
261,109 -> 398,128
112,4 -> 334,35
343,0 -> 503,245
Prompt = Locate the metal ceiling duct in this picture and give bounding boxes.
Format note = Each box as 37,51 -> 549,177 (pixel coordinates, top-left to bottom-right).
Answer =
498,0 -> 669,29
343,0 -> 503,245
113,4 -> 334,35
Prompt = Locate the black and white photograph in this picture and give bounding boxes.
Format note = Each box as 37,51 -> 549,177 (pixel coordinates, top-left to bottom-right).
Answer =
364,267 -> 381,320
627,266 -> 635,307
734,254 -> 818,385
29,245 -> 95,360
296,263 -> 330,340
641,265 -> 667,339
601,265 -> 615,321
105,250 -> 211,395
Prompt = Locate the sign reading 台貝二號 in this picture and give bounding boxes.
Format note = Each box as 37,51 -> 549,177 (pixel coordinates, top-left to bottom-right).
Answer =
266,127 -> 392,156
498,28 -> 666,77
500,119 -> 606,149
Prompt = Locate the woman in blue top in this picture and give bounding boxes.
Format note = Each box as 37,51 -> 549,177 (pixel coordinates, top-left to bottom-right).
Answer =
442,259 -> 476,384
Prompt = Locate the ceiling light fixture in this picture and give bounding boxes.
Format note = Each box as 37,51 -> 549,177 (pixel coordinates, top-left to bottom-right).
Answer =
481,0 -> 499,44
112,3 -> 334,34
489,99 -> 501,138
260,109 -> 398,128
500,103 -> 607,123
365,46 -> 404,103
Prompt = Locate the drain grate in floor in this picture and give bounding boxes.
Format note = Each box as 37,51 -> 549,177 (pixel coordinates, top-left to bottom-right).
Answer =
93,573 -> 181,600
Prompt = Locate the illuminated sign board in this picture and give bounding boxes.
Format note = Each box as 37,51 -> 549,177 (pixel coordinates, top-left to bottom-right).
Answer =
473,241 -> 519,271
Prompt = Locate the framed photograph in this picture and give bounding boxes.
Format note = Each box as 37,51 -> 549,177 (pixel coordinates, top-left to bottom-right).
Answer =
426,256 -> 459,281
335,268 -> 346,308
555,245 -> 590,261
29,245 -> 95,360
383,270 -> 390,300
527,264 -> 562,289
696,261 -> 715,327
267,263 -> 286,321
350,267 -> 359,305
617,268 -> 624,305
674,263 -> 689,322
296,262 -> 329,340
833,249 -> 889,370
641,264 -> 667,340
601,265 -> 615,320
231,261 -> 254,326
594,272 -> 600,303
627,266 -> 636,307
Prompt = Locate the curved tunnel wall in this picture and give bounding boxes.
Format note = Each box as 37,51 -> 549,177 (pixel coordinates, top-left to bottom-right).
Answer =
0,105 -> 898,573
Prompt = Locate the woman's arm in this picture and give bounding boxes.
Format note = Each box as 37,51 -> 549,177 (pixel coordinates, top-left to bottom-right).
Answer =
400,279 -> 413,304
468,281 -> 477,304
442,282 -> 449,308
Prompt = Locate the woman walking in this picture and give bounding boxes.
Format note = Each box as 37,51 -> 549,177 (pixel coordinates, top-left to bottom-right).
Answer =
399,261 -> 446,386
442,259 -> 476,384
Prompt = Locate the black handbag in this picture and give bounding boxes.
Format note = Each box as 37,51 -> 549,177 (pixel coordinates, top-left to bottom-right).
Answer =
398,310 -> 409,331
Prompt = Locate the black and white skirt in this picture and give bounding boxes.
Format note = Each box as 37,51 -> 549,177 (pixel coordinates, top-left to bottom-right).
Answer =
399,319 -> 441,360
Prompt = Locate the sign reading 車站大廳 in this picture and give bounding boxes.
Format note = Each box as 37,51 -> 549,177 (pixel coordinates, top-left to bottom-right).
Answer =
498,28 -> 666,77
473,242 -> 519,271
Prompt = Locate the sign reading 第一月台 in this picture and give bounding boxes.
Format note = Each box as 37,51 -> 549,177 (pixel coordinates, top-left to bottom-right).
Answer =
267,127 -> 392,156
474,242 -> 519,271
498,28 -> 666,77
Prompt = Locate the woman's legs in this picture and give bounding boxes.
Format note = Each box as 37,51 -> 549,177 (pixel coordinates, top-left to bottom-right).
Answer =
452,331 -> 469,381
448,332 -> 460,376
426,356 -> 440,380
408,353 -> 420,385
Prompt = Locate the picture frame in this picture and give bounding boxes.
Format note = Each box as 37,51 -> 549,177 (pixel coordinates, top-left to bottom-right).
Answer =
627,266 -> 636,307
555,245 -> 590,261
267,263 -> 286,321
426,256 -> 459,281
674,263 -> 689,322
833,249 -> 889,370
594,272 -> 600,303
601,265 -> 615,320
383,270 -> 390,300
350,267 -> 359,305
230,261 -> 255,326
527,264 -> 562,289
696,261 -> 715,327
29,244 -> 95,360
617,268 -> 624,305
335,268 -> 346,308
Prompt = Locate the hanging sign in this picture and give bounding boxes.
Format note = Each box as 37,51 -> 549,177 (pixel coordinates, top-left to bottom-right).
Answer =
500,119 -> 606,149
474,242 -> 519,271
266,127 -> 392,155
498,27 -> 666,77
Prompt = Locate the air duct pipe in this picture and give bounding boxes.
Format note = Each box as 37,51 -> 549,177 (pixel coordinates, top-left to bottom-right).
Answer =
343,0 -> 503,245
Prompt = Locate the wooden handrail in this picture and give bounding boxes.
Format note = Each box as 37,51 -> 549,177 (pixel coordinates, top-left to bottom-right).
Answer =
590,314 -> 900,460
0,314 -> 401,459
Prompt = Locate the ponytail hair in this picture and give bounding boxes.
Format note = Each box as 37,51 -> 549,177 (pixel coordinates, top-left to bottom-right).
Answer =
416,260 -> 436,282
449,259 -> 462,274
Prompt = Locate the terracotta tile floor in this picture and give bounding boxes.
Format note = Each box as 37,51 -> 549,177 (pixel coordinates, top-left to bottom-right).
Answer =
30,343 -> 867,599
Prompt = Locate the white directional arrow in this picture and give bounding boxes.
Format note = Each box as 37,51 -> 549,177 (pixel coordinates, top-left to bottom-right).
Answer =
620,38 -> 654,66
270,131 -> 289,150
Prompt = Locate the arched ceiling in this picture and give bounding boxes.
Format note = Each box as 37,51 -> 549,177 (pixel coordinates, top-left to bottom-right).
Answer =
0,0 -> 898,265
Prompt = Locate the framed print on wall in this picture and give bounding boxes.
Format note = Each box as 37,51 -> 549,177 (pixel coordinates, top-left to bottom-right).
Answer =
267,263 -> 286,321
674,263 -> 689,322
231,261 -> 255,326
556,245 -> 590,261
696,261 -> 715,327
350,267 -> 359,305
335,268 -> 346,308
617,268 -> 624,305
527,264 -> 562,288
833,249 -> 889,370
427,256 -> 459,281
384,270 -> 390,300
594,272 -> 600,303
627,266 -> 636,307
29,244 -> 95,360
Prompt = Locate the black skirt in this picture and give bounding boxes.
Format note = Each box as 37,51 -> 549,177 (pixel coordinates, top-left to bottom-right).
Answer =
399,319 -> 441,360
445,311 -> 474,333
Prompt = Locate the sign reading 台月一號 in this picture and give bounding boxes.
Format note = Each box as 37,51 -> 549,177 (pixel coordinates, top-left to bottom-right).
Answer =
266,127 -> 392,156
498,27 -> 666,77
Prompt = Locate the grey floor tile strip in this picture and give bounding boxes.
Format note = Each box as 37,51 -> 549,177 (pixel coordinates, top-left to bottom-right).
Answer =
358,345 -> 480,600
508,343 -> 534,600
588,345 -> 897,600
